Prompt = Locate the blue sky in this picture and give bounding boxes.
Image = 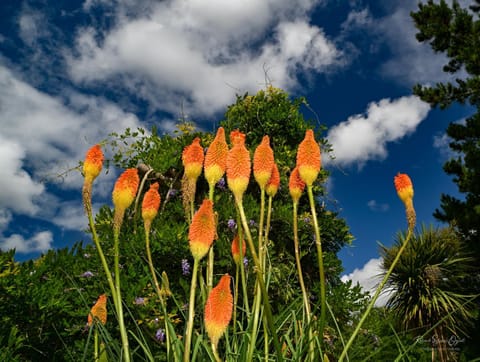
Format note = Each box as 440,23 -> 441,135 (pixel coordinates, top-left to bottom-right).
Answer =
0,0 -> 472,298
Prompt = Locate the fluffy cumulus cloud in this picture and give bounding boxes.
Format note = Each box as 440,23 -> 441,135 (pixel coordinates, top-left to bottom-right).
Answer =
341,258 -> 391,307
0,231 -> 53,253
0,65 -> 141,252
67,0 -> 341,116
326,96 -> 430,167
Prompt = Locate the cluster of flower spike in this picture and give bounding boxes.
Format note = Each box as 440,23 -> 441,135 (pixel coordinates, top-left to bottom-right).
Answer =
81,128 -> 416,352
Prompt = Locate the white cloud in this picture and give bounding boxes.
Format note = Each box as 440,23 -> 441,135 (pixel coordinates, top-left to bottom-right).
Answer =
67,0 -> 341,116
0,65 -> 141,236
326,96 -> 430,167
0,231 -> 53,253
341,257 -> 391,307
367,200 -> 389,212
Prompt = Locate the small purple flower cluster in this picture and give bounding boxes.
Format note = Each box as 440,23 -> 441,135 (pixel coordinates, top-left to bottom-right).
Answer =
181,259 -> 190,275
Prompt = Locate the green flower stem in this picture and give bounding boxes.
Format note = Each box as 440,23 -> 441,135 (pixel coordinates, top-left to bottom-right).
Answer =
338,228 -> 414,362
258,188 -> 266,273
236,210 -> 250,315
292,201 -> 315,362
306,185 -> 326,336
236,198 -> 283,362
94,327 -> 99,361
206,184 -> 215,295
264,195 -> 273,251
232,261 -> 240,337
145,230 -> 171,359
183,257 -> 200,362
113,227 -> 131,362
211,342 -> 222,362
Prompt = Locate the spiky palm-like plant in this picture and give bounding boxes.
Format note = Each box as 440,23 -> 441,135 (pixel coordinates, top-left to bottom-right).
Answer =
381,225 -> 477,362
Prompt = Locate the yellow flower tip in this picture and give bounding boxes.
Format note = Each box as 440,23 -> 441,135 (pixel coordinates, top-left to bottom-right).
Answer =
231,234 -> 246,265
394,173 -> 414,205
182,137 -> 204,180
266,162 -> 280,197
112,168 -> 140,212
88,294 -> 107,326
204,274 -> 233,347
296,129 -> 321,186
83,144 -> 104,183
254,135 -> 275,189
189,199 -> 216,260
142,182 -> 161,224
227,130 -> 250,200
289,167 -> 305,203
204,127 -> 229,185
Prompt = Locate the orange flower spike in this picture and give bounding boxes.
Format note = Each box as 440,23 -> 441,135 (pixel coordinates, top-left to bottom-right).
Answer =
226,130 -> 251,201
231,234 -> 246,265
189,199 -> 216,260
88,294 -> 107,326
83,144 -> 104,183
253,135 -> 274,189
182,137 -> 204,180
204,127 -> 229,186
112,168 -> 140,212
289,167 -> 306,203
394,173 -> 416,230
204,274 -> 233,347
142,182 -> 161,232
296,129 -> 321,186
266,162 -> 280,197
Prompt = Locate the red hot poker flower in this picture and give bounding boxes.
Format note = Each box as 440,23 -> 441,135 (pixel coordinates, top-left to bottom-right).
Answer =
83,145 -> 104,183
112,168 -> 140,230
182,137 -> 204,181
189,199 -> 216,260
231,234 -> 246,265
88,294 -> 107,326
204,127 -> 228,187
296,129 -> 321,186
226,130 -> 251,201
142,182 -> 161,232
289,167 -> 305,203
394,173 -> 416,230
253,135 -> 274,189
204,274 -> 233,347
266,162 -> 280,197
112,168 -> 140,212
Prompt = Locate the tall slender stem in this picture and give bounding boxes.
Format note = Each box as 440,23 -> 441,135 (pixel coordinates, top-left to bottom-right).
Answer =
206,184 -> 215,294
236,199 -> 283,362
184,257 -> 200,362
339,228 -> 414,362
113,227 -> 131,362
306,185 -> 326,335
236,210 -> 250,315
145,231 -> 170,358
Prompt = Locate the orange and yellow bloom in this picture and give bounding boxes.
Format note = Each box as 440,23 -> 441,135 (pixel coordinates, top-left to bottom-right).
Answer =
394,173 -> 416,230
88,294 -> 107,326
182,137 -> 204,180
231,234 -> 246,265
188,199 -> 216,260
204,127 -> 229,187
289,167 -> 306,203
204,274 -> 233,347
142,182 -> 161,232
112,168 -> 140,230
226,130 -> 251,201
83,144 -> 104,183
296,129 -> 321,186
253,135 -> 274,189
266,162 -> 280,197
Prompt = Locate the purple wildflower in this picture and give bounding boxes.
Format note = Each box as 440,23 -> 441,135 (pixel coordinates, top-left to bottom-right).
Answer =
134,297 -> 146,305
166,188 -> 178,200
227,219 -> 236,229
155,328 -> 166,342
249,219 -> 256,227
243,257 -> 249,268
181,259 -> 190,276
80,271 -> 94,278
216,177 -> 226,190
